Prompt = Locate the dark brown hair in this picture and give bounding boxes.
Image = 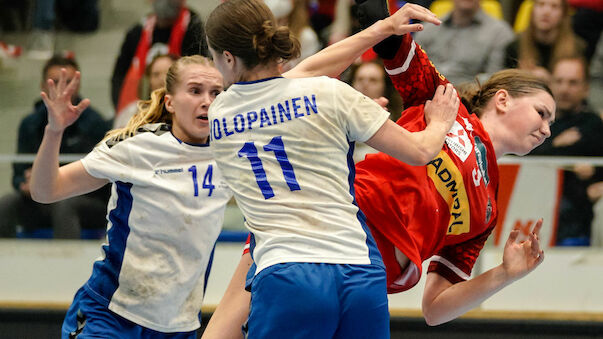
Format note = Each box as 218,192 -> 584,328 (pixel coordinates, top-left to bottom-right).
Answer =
459,69 -> 553,116
42,54 -> 79,80
205,0 -> 301,69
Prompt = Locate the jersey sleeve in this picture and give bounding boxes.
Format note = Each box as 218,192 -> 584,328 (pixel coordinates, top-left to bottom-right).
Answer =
243,233 -> 251,255
427,227 -> 494,284
333,79 -> 390,143
383,34 -> 450,108
80,140 -> 134,182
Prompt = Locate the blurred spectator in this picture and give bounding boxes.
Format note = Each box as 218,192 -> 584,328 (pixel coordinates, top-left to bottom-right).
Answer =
0,0 -> 30,32
504,0 -> 586,83
111,0 -> 206,120
529,56 -> 603,246
348,59 -> 403,119
0,55 -> 110,239
265,0 -> 321,71
413,0 -> 515,85
113,53 -> 178,128
27,0 -> 99,59
570,0 -> 602,61
28,0 -> 56,59
589,34 -> 603,114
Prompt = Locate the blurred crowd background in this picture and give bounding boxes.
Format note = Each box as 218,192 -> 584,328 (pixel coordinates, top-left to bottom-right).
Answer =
0,0 -> 601,246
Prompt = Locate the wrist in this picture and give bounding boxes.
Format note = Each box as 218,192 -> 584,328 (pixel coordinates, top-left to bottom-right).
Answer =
370,19 -> 394,40
427,120 -> 451,133
45,125 -> 64,137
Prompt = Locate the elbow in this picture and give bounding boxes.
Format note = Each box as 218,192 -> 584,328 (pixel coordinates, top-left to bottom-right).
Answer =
423,313 -> 445,327
30,190 -> 52,204
30,185 -> 56,204
422,303 -> 448,326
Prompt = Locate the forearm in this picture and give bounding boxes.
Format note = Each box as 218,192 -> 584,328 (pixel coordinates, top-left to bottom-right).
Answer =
202,253 -> 252,339
30,126 -> 63,203
406,121 -> 450,164
423,265 -> 515,326
285,19 -> 394,79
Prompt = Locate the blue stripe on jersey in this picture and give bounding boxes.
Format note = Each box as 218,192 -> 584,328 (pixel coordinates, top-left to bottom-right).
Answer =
346,141 -> 384,268
234,76 -> 283,85
84,181 -> 134,306
204,244 -> 216,295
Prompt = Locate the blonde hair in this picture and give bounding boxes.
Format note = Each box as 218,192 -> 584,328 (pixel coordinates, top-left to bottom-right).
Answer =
103,55 -> 215,143
519,0 -> 584,71
459,69 -> 552,116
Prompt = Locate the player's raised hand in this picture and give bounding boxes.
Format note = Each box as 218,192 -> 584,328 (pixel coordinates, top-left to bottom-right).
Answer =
502,218 -> 545,281
40,68 -> 90,133
384,3 -> 441,36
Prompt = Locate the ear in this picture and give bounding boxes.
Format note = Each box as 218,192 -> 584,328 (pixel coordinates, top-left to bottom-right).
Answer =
164,94 -> 175,114
493,89 -> 510,115
223,50 -> 236,70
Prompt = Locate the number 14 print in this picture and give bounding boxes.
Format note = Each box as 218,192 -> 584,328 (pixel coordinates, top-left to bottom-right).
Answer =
238,136 -> 301,199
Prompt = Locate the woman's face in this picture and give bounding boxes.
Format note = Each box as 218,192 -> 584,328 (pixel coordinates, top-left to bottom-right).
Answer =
165,64 -> 223,144
532,0 -> 564,33
149,56 -> 174,92
503,90 -> 556,155
352,63 -> 386,100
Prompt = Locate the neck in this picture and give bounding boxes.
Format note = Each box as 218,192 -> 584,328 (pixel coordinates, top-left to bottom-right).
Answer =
534,28 -> 558,44
451,8 -> 477,27
238,63 -> 282,83
480,113 -> 505,159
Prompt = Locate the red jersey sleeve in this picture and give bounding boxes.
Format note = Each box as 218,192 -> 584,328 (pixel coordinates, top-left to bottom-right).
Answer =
243,233 -> 251,255
427,226 -> 494,284
383,33 -> 449,108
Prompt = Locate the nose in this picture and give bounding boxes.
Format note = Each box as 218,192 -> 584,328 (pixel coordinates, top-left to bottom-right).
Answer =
200,92 -> 211,108
541,122 -> 551,138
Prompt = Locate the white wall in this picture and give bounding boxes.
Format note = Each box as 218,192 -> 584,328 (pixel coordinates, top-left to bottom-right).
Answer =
2,239 -> 603,317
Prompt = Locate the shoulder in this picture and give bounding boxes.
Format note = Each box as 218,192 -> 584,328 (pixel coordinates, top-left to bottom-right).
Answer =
105,123 -> 171,149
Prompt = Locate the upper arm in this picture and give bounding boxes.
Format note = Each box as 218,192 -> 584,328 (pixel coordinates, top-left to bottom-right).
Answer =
55,161 -> 110,201
384,34 -> 449,107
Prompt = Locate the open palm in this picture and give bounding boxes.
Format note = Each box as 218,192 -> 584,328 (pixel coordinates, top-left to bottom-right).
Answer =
502,218 -> 545,281
40,68 -> 90,133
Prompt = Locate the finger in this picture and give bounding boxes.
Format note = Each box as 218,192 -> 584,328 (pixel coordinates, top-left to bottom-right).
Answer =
434,85 -> 445,98
537,250 -> 545,265
444,83 -> 455,97
57,68 -> 67,93
40,91 -> 51,108
46,78 -> 57,100
529,233 -> 540,256
74,98 -> 91,114
404,23 -> 424,33
406,7 -> 441,26
532,218 -> 543,237
63,71 -> 81,99
507,229 -> 520,245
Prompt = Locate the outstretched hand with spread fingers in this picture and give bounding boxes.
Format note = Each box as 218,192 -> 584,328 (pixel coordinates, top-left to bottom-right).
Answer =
40,68 -> 90,133
384,3 -> 441,36
502,218 -> 545,281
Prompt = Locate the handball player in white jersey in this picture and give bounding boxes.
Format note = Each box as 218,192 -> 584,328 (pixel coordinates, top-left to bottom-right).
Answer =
205,1 -> 457,337
30,56 -> 233,338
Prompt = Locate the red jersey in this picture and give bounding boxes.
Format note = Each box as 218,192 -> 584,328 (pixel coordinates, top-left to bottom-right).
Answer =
354,34 -> 500,293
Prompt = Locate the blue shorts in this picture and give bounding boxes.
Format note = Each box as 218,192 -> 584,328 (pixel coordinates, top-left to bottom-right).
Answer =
62,287 -> 197,339
246,262 -> 389,339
